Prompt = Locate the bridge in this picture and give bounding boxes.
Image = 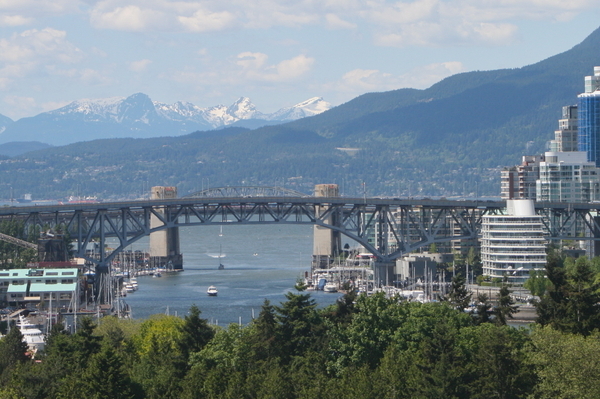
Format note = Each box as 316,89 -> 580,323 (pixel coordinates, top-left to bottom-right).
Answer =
0,186 -> 599,299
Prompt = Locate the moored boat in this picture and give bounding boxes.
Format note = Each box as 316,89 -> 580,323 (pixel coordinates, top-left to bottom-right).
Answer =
17,315 -> 45,355
207,286 -> 218,296
323,282 -> 338,293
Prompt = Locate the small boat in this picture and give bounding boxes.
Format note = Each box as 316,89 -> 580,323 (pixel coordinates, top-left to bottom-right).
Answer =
218,263 -> 225,270
207,285 -> 218,296
153,272 -> 162,278
323,282 -> 338,293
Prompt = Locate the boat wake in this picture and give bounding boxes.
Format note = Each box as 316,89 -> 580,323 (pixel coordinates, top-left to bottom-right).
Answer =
206,253 -> 226,258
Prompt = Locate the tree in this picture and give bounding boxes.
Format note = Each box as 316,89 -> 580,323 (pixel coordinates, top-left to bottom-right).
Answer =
444,274 -> 472,311
275,284 -> 321,362
79,344 -> 136,399
524,269 -> 550,297
473,293 -> 492,325
494,286 -> 518,326
535,252 -> 600,335
0,327 -> 29,381
177,304 -> 214,361
528,327 -> 600,399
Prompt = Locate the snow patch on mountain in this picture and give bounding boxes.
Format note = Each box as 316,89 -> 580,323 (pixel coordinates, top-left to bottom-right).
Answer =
267,97 -> 331,121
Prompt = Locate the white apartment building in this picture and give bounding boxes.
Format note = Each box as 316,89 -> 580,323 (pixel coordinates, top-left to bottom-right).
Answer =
481,200 -> 546,284
536,151 -> 600,202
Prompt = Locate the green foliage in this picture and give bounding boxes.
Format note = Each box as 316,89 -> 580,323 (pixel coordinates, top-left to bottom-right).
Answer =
5,270 -> 600,398
444,274 -> 472,310
535,252 -> 600,335
528,326 -> 600,399
524,269 -> 551,297
494,286 -> 518,326
0,327 -> 29,381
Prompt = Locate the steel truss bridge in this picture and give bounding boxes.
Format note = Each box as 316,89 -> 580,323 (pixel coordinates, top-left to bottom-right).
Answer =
0,195 -> 599,271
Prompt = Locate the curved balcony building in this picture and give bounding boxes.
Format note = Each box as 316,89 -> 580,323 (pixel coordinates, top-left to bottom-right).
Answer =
481,200 -> 546,284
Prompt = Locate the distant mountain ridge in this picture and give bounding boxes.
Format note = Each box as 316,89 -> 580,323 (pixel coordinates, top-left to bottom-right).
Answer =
2,27 -> 600,200
0,95 -> 331,146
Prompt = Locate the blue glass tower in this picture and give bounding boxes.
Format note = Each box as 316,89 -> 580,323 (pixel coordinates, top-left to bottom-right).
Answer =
578,67 -> 600,167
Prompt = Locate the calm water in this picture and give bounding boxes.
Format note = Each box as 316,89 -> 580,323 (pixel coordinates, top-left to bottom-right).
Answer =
112,224 -> 342,325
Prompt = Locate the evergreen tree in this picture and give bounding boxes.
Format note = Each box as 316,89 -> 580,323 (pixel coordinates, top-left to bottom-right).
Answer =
177,304 -> 214,361
80,344 -> 136,399
536,252 -> 600,335
0,327 -> 29,381
251,299 -> 279,360
275,283 -> 320,362
473,293 -> 492,325
444,274 -> 472,311
494,286 -> 518,326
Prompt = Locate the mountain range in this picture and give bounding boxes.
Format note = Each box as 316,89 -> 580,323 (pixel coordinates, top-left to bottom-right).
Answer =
2,26 -> 600,200
0,95 -> 331,147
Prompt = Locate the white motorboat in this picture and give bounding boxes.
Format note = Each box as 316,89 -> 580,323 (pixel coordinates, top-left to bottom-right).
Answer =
207,285 -> 218,296
323,282 -> 338,293
17,315 -> 45,354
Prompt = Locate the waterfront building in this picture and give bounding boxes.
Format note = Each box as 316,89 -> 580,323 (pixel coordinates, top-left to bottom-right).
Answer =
501,155 -> 543,200
480,200 -> 546,284
0,268 -> 78,308
578,67 -> 600,166
536,151 -> 600,202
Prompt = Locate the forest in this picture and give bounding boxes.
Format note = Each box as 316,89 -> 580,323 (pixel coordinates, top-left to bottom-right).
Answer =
1,248 -> 600,398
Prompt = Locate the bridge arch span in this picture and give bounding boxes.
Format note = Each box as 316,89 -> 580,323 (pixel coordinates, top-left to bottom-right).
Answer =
184,186 -> 308,198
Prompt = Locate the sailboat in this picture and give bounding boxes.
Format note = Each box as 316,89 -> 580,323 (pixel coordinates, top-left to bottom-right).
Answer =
218,244 -> 225,270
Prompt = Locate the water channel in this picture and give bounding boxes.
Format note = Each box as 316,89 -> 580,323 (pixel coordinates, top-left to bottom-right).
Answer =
111,224 -> 342,325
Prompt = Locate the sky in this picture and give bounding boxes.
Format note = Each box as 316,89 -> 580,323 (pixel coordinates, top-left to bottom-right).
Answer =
1,1 -> 600,120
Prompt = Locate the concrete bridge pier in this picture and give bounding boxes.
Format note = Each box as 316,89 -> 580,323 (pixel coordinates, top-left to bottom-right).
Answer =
312,184 -> 342,271
149,186 -> 183,270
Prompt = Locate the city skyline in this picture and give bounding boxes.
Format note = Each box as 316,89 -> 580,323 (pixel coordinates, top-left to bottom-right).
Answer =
0,1 -> 600,120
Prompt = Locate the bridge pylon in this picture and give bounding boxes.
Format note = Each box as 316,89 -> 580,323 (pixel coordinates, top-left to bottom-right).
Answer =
312,184 -> 342,270
149,186 -> 183,270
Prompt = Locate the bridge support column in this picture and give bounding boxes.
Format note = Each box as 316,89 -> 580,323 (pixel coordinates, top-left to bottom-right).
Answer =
312,184 -> 341,270
374,261 -> 395,288
149,186 -> 183,270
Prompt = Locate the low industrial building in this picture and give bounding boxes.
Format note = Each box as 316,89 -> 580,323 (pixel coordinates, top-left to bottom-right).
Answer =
0,268 -> 79,309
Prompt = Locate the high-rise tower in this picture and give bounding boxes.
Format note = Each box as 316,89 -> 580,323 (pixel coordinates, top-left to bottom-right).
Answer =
578,67 -> 600,166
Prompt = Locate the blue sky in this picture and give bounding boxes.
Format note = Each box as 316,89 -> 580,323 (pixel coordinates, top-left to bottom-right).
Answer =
1,0 -> 600,120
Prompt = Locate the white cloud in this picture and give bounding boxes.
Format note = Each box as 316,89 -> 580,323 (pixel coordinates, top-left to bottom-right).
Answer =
168,51 -> 315,95
325,13 -> 356,29
90,5 -> 169,31
0,28 -> 82,64
237,52 -> 314,82
129,59 -> 152,72
177,9 -> 235,32
2,95 -> 38,119
0,0 -> 81,14
83,0 -> 599,48
0,15 -> 33,26
330,61 -> 465,95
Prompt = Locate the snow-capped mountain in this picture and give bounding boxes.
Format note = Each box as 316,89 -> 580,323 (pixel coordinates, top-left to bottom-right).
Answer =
0,93 -> 331,146
266,97 -> 331,121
